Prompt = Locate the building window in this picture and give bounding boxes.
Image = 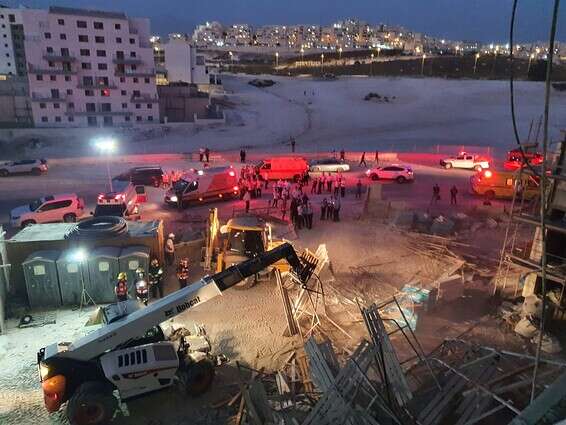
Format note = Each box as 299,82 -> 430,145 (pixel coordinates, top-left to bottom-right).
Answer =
136,116 -> 142,121
65,76 -> 71,82
101,89 -> 110,97
196,56 -> 205,65
8,14 -> 15,23
129,38 -> 135,44
77,20 -> 87,28
120,77 -> 125,83
85,89 -> 94,96
103,116 -> 113,126
78,34 -> 88,42
44,32 -> 51,39
55,116 -> 61,122
148,116 -> 153,121
95,36 -> 104,43
54,103 -> 60,109
81,62 -> 91,70
130,51 -> 136,58
101,103 -> 111,112
66,89 -> 73,95
50,75 -> 56,81
133,90 -> 140,97
68,102 -> 74,109
41,116 -> 48,122
80,49 -> 90,56
86,103 -> 96,112
60,33 -> 66,40
96,50 -> 106,57
1,24 -> 4,28
144,77 -> 150,83
131,65 -> 137,71
58,18 -> 65,25
121,90 -> 126,95
147,103 -> 152,109
36,75 -> 43,81
98,63 -> 108,70
4,53 -> 8,58
46,46 -> 54,53
122,103 -> 127,108
135,104 -> 141,109
68,116 -> 74,122
115,23 -> 121,30
94,21 -> 104,30
125,115 -> 131,122
87,116 -> 97,126
61,47 -> 70,57
39,103 -> 46,109
133,77 -> 138,83
116,37 -> 122,43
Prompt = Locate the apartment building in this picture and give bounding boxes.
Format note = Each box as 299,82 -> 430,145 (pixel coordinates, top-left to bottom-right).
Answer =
5,6 -> 159,127
0,7 -> 26,77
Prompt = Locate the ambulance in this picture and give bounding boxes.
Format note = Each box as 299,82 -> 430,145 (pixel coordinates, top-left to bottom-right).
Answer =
94,179 -> 145,219
164,166 -> 239,207
470,168 -> 540,201
256,156 -> 309,181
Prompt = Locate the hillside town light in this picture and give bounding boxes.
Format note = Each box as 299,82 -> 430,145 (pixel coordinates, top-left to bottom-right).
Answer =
338,47 -> 343,60
229,51 -> 233,64
473,53 -> 480,74
300,47 -> 304,62
321,53 -> 324,71
94,137 -> 116,192
377,47 -> 381,58
275,52 -> 279,67
421,54 -> 426,75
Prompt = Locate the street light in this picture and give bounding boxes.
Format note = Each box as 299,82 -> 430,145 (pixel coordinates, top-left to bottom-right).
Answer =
338,47 -> 343,61
321,53 -> 324,72
527,53 -> 535,76
300,47 -> 304,62
275,51 -> 279,67
421,54 -> 426,75
473,53 -> 480,75
370,53 -> 374,76
377,47 -> 381,58
94,137 -> 116,192
228,51 -> 233,65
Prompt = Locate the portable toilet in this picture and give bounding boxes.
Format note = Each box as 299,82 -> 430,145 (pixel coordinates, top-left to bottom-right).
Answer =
22,250 -> 61,309
87,247 -> 121,303
56,249 -> 90,306
119,245 -> 150,291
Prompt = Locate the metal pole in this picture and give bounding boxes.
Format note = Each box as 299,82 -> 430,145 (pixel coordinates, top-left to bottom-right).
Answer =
106,158 -> 113,192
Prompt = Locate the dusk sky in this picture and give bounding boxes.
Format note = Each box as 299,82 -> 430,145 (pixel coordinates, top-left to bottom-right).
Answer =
4,0 -> 565,42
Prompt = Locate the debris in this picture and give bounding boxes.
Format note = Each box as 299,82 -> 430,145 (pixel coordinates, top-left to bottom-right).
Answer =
514,317 -> 538,338
18,312 -> 56,328
485,217 -> 498,229
430,215 -> 455,236
248,79 -> 275,88
470,221 -> 483,232
533,332 -> 562,354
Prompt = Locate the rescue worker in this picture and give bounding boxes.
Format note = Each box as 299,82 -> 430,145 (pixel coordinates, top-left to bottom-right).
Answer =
165,233 -> 175,266
177,258 -> 190,289
450,185 -> 458,205
115,272 -> 128,302
148,258 -> 164,299
204,147 -> 210,163
240,149 -> 246,163
340,149 -> 345,162
431,184 -> 441,205
243,189 -> 251,213
340,178 -> 346,198
321,198 -> 328,220
134,267 -> 149,305
359,152 -> 367,167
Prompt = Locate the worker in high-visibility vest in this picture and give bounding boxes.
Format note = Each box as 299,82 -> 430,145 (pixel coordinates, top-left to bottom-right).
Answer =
115,272 -> 128,302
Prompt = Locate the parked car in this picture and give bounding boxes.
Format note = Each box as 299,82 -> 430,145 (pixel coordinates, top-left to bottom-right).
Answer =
309,158 -> 350,173
10,193 -> 85,228
0,159 -> 48,177
439,153 -> 489,171
366,164 -> 414,183
114,166 -> 164,187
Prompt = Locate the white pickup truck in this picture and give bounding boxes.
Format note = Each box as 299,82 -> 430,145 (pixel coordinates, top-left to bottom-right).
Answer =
439,153 -> 490,171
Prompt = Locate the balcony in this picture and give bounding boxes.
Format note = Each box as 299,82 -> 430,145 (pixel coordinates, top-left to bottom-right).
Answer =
77,81 -> 118,90
28,63 -> 77,75
66,108 -> 133,116
112,56 -> 143,65
43,53 -> 76,62
31,92 -> 67,102
115,69 -> 156,78
131,93 -> 159,103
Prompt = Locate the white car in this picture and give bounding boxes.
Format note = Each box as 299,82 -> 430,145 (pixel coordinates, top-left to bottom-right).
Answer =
0,159 -> 48,177
366,164 -> 414,183
10,193 -> 85,228
440,153 -> 489,171
309,158 -> 350,173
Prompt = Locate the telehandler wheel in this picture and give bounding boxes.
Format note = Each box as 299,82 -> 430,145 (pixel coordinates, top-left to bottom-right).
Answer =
66,381 -> 118,425
181,360 -> 215,397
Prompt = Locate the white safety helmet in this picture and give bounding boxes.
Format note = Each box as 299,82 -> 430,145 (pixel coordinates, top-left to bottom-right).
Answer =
168,233 -> 175,239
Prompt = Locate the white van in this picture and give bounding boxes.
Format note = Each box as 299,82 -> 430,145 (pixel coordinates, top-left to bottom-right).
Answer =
164,166 -> 239,208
